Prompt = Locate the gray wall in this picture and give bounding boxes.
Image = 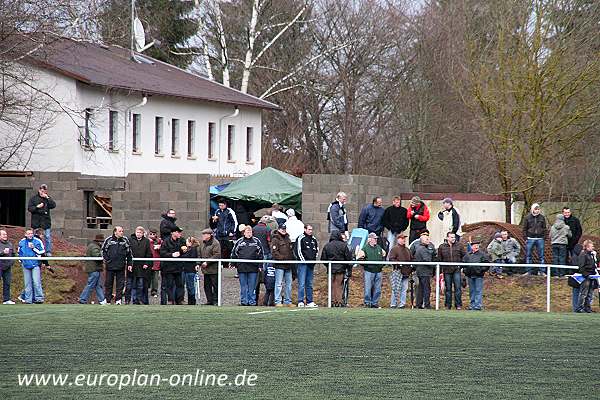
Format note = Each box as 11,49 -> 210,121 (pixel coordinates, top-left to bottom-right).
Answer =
301,174 -> 413,246
0,172 -> 210,244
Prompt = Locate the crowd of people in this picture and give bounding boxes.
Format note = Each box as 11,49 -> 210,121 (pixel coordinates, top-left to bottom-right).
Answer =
0,184 -> 598,313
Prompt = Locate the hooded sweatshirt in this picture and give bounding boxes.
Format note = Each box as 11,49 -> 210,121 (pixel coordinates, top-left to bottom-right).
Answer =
550,215 -> 572,245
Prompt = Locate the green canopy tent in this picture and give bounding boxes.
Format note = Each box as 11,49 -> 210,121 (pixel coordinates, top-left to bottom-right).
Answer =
215,167 -> 302,214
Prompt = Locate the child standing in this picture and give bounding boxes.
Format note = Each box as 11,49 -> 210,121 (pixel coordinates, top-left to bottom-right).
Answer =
263,263 -> 276,306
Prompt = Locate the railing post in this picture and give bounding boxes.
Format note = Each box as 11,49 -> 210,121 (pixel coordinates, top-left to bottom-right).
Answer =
327,262 -> 332,308
546,265 -> 551,313
435,263 -> 440,311
217,260 -> 222,307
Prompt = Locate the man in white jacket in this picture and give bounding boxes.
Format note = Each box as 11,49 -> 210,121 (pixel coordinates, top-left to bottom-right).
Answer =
285,209 -> 304,242
437,198 -> 462,241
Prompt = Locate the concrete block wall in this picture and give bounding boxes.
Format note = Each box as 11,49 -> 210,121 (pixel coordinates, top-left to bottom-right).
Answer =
0,171 -> 210,245
302,174 -> 413,246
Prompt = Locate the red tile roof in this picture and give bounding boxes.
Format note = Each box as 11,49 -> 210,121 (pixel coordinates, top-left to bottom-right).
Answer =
23,36 -> 280,110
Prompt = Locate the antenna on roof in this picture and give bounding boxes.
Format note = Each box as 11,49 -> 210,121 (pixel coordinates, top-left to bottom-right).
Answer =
130,0 -> 159,63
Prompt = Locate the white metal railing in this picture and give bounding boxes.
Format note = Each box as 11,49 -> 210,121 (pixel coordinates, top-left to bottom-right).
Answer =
4,256 -> 581,312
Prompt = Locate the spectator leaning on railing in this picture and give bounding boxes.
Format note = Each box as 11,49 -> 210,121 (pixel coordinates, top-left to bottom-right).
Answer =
198,229 -> 221,306
438,232 -> 466,309
462,240 -> 489,311
231,225 -> 263,306
102,226 -> 132,305
388,232 -> 412,309
357,232 -> 386,309
0,229 -> 15,304
575,240 -> 598,313
320,231 -> 353,307
159,226 -> 186,305
18,229 -> 46,304
411,232 -> 436,310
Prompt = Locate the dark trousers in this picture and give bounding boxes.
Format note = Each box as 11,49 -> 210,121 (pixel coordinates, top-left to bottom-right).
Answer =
134,277 -> 149,305
105,269 -> 125,303
263,275 -> 275,306
184,272 -> 196,305
416,276 -> 431,308
1,268 -> 11,302
409,229 -> 427,245
551,244 -> 568,276
161,272 -> 183,305
218,239 -> 233,260
124,272 -> 134,303
203,274 -> 218,305
443,271 -> 462,308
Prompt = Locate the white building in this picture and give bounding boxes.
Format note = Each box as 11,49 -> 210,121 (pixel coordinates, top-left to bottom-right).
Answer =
19,37 -> 279,177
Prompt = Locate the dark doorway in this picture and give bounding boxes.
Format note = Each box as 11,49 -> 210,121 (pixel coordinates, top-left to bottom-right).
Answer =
0,189 -> 26,227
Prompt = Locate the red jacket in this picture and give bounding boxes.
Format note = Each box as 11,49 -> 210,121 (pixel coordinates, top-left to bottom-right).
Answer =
150,238 -> 162,271
407,202 -> 430,231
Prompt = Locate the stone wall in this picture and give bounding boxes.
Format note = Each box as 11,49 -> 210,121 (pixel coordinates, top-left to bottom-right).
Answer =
301,174 -> 413,245
0,172 -> 210,245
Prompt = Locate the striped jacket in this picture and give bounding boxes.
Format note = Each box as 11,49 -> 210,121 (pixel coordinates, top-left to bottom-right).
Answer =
295,233 -> 319,262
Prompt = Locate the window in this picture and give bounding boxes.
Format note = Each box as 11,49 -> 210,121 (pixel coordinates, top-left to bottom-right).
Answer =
155,116 -> 163,155
108,110 -> 118,151
85,191 -> 112,229
187,120 -> 195,157
208,122 -> 216,159
227,125 -> 235,161
246,127 -> 253,162
83,108 -> 92,148
171,118 -> 180,156
132,113 -> 141,153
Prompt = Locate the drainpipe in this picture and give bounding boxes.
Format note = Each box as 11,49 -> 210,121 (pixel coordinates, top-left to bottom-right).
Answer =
218,106 -> 239,176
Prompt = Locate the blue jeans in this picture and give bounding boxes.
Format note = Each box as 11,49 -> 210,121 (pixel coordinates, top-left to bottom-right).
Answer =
22,266 -> 44,303
1,268 -> 12,302
239,272 -> 258,305
297,263 -> 315,304
572,286 -> 580,312
444,271 -> 462,308
274,269 -> 292,305
44,228 -> 52,255
551,244 -> 567,276
525,238 -> 545,274
363,270 -> 382,306
490,259 -> 504,275
134,277 -> 149,305
79,271 -> 105,303
183,272 -> 197,305
467,276 -> 483,310
390,270 -> 409,307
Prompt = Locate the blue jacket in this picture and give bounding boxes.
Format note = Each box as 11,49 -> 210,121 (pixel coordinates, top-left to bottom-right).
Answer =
18,237 -> 45,269
328,201 -> 347,233
210,208 -> 237,239
358,204 -> 385,235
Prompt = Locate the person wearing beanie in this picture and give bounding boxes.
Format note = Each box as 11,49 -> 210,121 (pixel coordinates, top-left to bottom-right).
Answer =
550,214 -> 572,275
523,203 -> 547,276
486,232 -> 505,278
437,197 -> 462,241
79,234 -> 107,305
407,196 -> 430,243
285,208 -> 304,242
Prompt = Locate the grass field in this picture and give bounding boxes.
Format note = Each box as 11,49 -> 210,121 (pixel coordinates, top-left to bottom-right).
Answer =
1,306 -> 599,399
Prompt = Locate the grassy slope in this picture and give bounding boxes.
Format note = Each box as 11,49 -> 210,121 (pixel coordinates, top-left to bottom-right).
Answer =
1,306 -> 599,399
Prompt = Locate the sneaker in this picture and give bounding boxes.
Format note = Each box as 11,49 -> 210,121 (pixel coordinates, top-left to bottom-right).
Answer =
99,300 -> 108,305
17,295 -> 25,303
115,300 -> 122,305
496,274 -> 505,279
305,302 -> 318,308
297,302 -> 305,308
285,303 -> 294,308
456,306 -> 462,310
398,305 -> 405,309
152,294 -> 158,298
3,300 -> 15,305
275,304 -> 284,307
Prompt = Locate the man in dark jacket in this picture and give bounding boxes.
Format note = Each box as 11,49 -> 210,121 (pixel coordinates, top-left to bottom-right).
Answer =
462,240 -> 489,311
295,225 -> 319,307
438,232 -> 466,310
160,209 -> 178,240
575,240 -> 598,313
407,196 -> 430,243
0,229 -> 15,304
321,231 -> 353,307
27,184 -> 56,256
231,225 -> 263,306
383,196 -> 409,255
102,226 -> 132,304
271,223 -> 293,306
159,226 -> 186,305
358,197 -> 385,236
210,201 -> 237,261
199,229 -> 221,305
523,203 -> 547,275
128,227 -> 152,305
411,232 -> 436,309
562,207 -> 583,264
79,234 -> 106,305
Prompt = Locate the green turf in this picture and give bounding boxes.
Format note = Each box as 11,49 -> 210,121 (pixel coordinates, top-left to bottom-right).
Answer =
1,306 -> 599,399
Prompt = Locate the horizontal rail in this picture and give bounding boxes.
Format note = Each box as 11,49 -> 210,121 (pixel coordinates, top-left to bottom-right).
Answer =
2,256 -> 580,269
